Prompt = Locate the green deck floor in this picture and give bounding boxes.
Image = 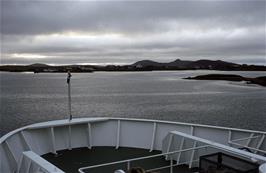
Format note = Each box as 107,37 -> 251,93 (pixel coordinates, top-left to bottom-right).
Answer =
42,146 -> 194,173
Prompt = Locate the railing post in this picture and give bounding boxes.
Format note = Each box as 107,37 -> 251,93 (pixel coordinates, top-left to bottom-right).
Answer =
87,123 -> 92,149
17,154 -> 24,173
255,134 -> 265,154
4,140 -> 17,166
176,137 -> 184,165
246,133 -> 254,147
190,126 -> 194,136
50,127 -> 57,154
68,125 -> 72,150
20,131 -> 32,150
116,120 -> 121,149
189,141 -> 197,169
228,130 -> 232,146
5,140 -> 18,172
127,161 -> 130,170
26,160 -> 31,173
150,122 -> 157,152
170,159 -> 173,173
166,134 -> 173,160
36,167 -> 41,173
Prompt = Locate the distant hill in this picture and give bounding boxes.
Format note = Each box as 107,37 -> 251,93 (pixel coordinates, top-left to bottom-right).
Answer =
165,59 -> 193,68
188,59 -> 239,70
0,59 -> 266,72
132,60 -> 163,67
28,63 -> 50,67
132,59 -> 240,70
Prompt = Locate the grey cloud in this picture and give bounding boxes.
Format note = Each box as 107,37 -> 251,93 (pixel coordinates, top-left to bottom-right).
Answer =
1,1 -> 265,35
1,1 -> 265,65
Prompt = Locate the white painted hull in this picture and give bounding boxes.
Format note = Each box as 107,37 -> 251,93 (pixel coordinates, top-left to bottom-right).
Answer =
1,118 -> 265,173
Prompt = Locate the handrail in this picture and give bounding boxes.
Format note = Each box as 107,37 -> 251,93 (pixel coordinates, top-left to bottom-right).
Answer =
78,130 -> 266,173
2,117 -> 266,144
170,131 -> 266,162
146,159 -> 199,172
230,135 -> 261,143
109,117 -> 266,134
78,145 -> 209,173
229,141 -> 266,154
22,151 -> 64,173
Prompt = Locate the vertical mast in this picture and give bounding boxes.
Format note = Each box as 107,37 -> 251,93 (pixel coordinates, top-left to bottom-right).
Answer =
67,71 -> 72,121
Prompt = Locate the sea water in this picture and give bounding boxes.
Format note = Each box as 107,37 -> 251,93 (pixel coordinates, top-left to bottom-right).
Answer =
1,70 -> 265,136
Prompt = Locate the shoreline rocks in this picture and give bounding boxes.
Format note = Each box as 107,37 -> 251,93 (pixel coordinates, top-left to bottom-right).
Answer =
184,74 -> 266,87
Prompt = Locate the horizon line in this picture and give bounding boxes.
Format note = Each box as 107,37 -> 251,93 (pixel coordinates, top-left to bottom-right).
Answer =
0,59 -> 265,66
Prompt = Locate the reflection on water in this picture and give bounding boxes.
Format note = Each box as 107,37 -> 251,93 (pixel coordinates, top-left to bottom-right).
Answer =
1,70 -> 266,136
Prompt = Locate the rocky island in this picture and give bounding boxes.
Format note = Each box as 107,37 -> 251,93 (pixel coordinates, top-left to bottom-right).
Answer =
184,74 -> 266,87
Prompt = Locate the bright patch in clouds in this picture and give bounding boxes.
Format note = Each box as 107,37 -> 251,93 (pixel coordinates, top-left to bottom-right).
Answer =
32,32 -> 129,48
35,32 -> 123,40
11,53 -> 48,59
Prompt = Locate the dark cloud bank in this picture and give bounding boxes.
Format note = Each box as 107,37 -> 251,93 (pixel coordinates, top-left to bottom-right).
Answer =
1,1 -> 265,65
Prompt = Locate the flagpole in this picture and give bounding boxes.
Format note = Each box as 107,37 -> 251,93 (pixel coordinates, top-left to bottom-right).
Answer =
67,71 -> 72,121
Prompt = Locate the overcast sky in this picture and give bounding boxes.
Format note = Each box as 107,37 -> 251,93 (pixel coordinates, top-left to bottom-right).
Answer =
1,0 -> 265,65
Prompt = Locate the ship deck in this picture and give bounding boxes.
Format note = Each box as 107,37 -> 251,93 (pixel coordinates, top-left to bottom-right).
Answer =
1,118 -> 265,173
42,147 -> 194,173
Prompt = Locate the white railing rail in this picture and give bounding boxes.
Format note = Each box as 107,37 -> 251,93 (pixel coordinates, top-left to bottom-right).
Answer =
227,133 -> 266,154
78,145 -> 209,173
19,151 -> 65,173
170,131 -> 266,162
79,141 -> 266,173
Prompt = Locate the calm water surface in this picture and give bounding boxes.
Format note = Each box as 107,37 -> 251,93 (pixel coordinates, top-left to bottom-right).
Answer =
1,71 -> 266,136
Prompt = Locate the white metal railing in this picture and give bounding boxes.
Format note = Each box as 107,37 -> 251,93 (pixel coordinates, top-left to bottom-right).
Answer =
230,135 -> 261,143
228,134 -> 266,154
170,131 -> 266,162
79,141 -> 266,173
78,145 -> 209,173
19,151 -> 65,173
1,118 -> 265,173
229,142 -> 266,154
78,131 -> 266,173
